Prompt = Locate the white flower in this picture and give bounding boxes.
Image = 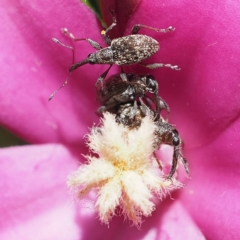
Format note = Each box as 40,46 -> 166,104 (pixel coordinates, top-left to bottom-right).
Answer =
67,113 -> 183,226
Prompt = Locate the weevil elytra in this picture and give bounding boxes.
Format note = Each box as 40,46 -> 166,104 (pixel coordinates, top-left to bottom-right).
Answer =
49,9 -> 179,100
112,101 -> 189,179
96,73 -> 170,120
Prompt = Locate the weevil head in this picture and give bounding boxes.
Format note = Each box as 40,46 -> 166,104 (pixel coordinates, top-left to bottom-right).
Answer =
87,53 -> 98,64
68,53 -> 97,72
69,57 -> 92,72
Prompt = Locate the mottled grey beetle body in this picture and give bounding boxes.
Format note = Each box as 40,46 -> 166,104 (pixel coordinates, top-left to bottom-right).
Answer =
112,102 -> 189,179
111,35 -> 159,65
88,35 -> 159,65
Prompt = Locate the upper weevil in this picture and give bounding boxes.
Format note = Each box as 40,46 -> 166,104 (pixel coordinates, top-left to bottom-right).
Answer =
49,9 -> 179,100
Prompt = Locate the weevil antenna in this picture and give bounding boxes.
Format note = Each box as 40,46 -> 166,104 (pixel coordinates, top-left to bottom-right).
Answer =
52,38 -> 75,64
48,73 -> 72,101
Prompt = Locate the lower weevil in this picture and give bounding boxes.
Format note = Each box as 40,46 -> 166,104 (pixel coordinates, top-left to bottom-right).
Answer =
49,9 -> 179,100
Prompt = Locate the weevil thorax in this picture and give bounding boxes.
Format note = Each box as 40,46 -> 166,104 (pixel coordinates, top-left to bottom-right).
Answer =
111,34 -> 160,65
87,53 -> 98,64
95,47 -> 114,64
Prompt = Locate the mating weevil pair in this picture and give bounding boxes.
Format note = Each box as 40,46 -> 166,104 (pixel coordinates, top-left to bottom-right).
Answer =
51,9 -> 188,179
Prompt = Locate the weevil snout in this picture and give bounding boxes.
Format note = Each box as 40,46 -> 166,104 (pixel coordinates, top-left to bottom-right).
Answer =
69,58 -> 90,72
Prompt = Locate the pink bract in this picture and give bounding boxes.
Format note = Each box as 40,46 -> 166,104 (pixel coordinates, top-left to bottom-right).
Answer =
0,0 -> 240,239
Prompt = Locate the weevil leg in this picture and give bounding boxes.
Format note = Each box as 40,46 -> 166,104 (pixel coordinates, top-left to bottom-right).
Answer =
139,94 -> 166,120
167,147 -> 179,179
132,24 -> 175,34
151,81 -> 161,120
101,9 -> 117,46
179,152 -> 189,175
129,100 -> 138,119
48,73 -> 72,101
95,64 -> 113,87
62,28 -> 103,50
159,97 -> 170,118
143,95 -> 169,117
153,152 -> 163,171
137,79 -> 169,120
159,101 -> 170,122
138,98 -> 149,115
143,95 -> 155,110
152,86 -> 170,121
52,38 -> 75,64
139,63 -> 181,71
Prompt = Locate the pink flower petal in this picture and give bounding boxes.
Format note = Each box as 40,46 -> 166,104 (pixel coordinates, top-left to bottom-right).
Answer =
180,118 -> 240,239
70,201 -> 204,239
0,141 -> 201,239
0,144 -> 80,239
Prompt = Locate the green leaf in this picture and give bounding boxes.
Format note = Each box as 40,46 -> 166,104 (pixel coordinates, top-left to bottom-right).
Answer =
81,0 -> 107,27
0,126 -> 27,147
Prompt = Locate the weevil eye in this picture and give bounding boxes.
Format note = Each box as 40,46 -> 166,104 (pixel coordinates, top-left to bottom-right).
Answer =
172,130 -> 180,146
172,136 -> 180,146
87,53 -> 96,64
146,75 -> 157,92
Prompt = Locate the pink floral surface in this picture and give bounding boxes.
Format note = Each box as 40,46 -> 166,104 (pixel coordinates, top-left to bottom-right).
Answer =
1,0 -> 240,239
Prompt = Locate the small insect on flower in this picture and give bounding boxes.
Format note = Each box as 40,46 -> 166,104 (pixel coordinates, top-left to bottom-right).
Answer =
112,101 -> 189,179
67,113 -> 183,226
49,9 -> 180,100
96,73 -> 170,120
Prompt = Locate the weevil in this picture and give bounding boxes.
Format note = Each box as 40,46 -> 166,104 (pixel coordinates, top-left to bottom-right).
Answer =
113,101 -> 189,179
49,9 -> 179,100
96,73 -> 170,120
